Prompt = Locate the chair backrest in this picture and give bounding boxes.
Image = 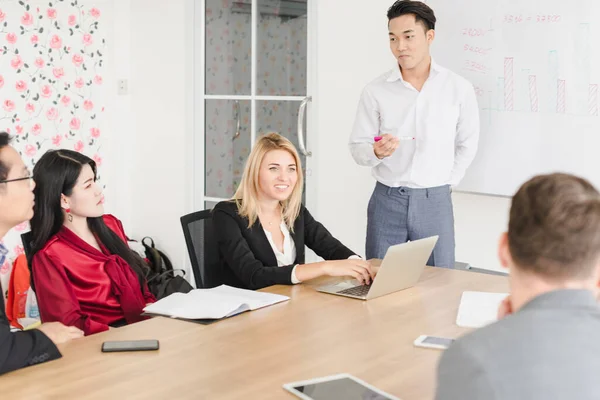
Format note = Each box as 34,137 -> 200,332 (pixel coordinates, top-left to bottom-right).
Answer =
20,231 -> 35,292
21,231 -> 33,259
180,209 -> 222,289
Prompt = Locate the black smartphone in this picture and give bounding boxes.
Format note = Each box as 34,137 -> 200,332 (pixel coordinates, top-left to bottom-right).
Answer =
101,339 -> 159,353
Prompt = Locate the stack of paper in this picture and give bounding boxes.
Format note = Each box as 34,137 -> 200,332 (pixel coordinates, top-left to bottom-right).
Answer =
143,285 -> 289,320
456,291 -> 509,328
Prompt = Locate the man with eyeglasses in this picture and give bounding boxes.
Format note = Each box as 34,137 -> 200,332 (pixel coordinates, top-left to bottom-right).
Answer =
0,131 -> 83,375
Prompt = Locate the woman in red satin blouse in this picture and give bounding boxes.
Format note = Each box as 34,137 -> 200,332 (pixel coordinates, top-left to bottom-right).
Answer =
28,150 -> 155,336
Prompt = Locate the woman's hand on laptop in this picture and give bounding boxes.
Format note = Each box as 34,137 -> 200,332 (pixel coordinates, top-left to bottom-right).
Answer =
368,262 -> 380,278
320,259 -> 375,285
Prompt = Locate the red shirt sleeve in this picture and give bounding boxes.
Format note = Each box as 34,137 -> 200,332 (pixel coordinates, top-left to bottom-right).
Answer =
32,251 -> 109,336
142,282 -> 156,304
102,214 -> 156,304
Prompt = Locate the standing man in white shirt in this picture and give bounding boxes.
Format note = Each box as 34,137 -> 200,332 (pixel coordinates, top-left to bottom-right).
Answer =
349,0 -> 479,267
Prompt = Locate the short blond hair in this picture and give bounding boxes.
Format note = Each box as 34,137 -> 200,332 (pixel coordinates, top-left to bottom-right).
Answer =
233,132 -> 304,231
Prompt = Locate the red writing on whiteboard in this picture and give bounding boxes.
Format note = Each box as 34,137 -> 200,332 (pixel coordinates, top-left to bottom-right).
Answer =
504,14 -> 526,23
461,28 -> 488,37
537,15 -> 561,23
504,14 -> 561,23
463,60 -> 489,74
473,86 -> 485,97
463,44 -> 492,56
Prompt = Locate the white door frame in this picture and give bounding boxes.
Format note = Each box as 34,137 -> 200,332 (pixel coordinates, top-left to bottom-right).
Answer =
190,0 -> 318,213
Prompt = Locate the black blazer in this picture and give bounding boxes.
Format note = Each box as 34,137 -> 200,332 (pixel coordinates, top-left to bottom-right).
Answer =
212,201 -> 357,290
0,297 -> 61,375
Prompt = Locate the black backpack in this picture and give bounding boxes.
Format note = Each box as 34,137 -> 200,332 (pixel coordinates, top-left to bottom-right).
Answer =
141,237 -> 193,299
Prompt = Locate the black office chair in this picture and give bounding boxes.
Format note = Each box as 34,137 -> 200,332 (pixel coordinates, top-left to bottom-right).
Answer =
180,209 -> 222,289
20,231 -> 36,292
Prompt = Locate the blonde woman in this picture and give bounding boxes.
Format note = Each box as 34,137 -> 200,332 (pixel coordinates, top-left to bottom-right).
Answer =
213,133 -> 376,290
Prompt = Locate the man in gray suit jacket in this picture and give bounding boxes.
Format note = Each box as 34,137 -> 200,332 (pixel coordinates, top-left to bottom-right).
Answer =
435,173 -> 600,400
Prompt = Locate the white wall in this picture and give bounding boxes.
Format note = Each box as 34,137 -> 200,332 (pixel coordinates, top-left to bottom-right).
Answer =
104,0 -> 133,228
123,0 -> 192,274
452,193 -> 511,271
312,0 -> 510,272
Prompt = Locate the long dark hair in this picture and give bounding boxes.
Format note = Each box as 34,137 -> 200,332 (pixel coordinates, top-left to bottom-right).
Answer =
29,149 -> 149,291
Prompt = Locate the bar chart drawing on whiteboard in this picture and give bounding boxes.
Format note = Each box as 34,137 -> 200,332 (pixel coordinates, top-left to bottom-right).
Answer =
479,49 -> 598,117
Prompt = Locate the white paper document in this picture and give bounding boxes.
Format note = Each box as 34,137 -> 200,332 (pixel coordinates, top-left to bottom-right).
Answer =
143,285 -> 290,320
456,291 -> 509,328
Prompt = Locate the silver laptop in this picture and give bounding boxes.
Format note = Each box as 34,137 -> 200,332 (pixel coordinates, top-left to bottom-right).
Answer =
316,236 -> 438,300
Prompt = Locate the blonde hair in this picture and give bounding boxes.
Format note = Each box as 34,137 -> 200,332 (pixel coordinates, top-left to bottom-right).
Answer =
233,132 -> 304,231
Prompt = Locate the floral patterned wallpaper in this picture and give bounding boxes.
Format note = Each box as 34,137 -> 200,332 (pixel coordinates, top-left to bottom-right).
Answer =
205,0 -> 251,95
0,0 -> 107,303
256,11 -> 306,96
205,99 -> 251,198
204,0 -> 307,201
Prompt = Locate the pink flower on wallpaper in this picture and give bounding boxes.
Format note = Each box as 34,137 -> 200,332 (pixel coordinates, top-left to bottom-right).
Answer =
25,103 -> 35,114
32,123 -> 42,136
13,245 -> 24,257
72,54 -> 84,67
61,95 -> 71,106
0,10 -> 5,23
53,67 -> 65,79
47,8 -> 57,19
83,100 -> 94,111
74,77 -> 84,89
15,80 -> 27,92
15,125 -> 23,135
68,14 -> 77,26
74,140 -> 84,153
93,154 -> 102,166
11,55 -> 23,69
21,12 -> 34,26
3,100 -> 15,112
46,107 -> 58,121
83,33 -> 93,46
90,8 -> 101,19
50,35 -> 62,49
41,85 -> 52,98
0,260 -> 9,274
31,34 -> 39,45
90,127 -> 101,138
35,57 -> 45,69
24,144 -> 36,157
94,75 -> 103,85
52,134 -> 62,147
0,75 -> 4,88
6,33 -> 17,45
14,222 -> 28,232
69,117 -> 81,130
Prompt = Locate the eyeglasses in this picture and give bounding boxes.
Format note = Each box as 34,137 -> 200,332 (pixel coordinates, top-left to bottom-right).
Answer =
0,175 -> 34,189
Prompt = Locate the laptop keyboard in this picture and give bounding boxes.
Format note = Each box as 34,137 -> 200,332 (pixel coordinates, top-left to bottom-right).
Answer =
337,284 -> 371,297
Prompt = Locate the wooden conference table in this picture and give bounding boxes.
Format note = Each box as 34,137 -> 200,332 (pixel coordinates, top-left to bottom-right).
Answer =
1,267 -> 508,399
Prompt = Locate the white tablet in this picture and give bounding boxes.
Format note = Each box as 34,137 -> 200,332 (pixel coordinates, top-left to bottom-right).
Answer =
283,373 -> 400,400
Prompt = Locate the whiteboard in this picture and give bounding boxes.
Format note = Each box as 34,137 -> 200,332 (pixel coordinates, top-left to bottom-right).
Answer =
427,0 -> 600,196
